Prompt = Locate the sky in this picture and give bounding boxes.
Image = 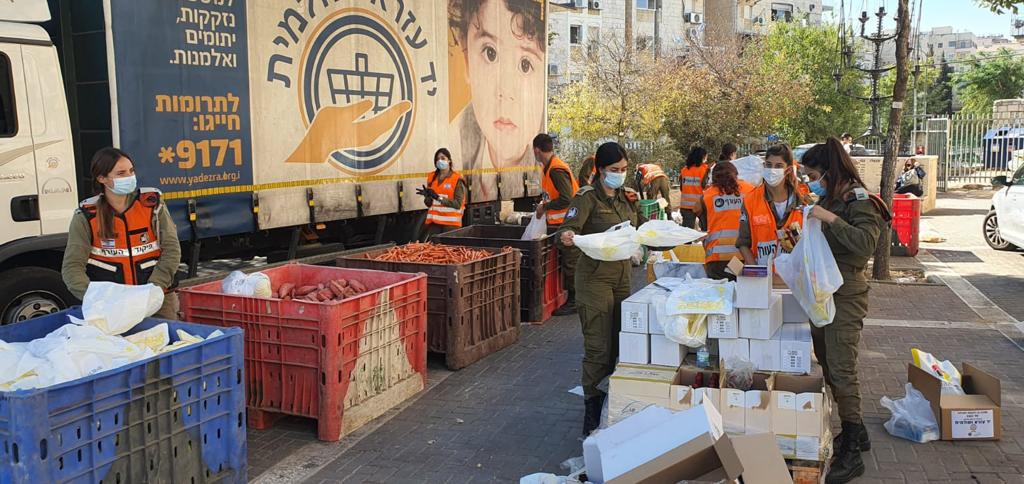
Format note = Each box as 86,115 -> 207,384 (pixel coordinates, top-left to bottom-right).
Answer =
824,0 -> 1019,38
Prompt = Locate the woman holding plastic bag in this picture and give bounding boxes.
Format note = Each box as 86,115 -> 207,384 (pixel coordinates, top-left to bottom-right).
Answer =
800,138 -> 890,484
61,148 -> 182,320
557,142 -> 641,437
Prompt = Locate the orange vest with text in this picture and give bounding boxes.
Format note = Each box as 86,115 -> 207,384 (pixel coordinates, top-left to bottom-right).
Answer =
680,165 -> 709,211
743,184 -> 805,265
703,181 -> 754,263
425,171 -> 465,227
542,156 -> 580,225
80,188 -> 164,286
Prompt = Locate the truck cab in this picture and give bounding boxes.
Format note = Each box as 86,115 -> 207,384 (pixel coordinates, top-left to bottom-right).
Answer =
0,6 -> 80,322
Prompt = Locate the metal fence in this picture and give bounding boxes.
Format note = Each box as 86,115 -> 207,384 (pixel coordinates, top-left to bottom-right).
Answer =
913,113 -> 1023,191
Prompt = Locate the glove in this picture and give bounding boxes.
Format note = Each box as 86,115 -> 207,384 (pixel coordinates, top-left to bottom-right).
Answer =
671,210 -> 683,225
415,186 -> 439,200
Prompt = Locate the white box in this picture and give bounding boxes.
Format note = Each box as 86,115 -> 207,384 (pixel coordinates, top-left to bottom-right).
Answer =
779,323 -> 813,374
621,297 -> 650,333
583,404 -> 724,483
774,289 -> 809,323
650,334 -> 686,367
749,326 -> 782,372
739,294 -> 783,340
733,260 -> 773,309
707,309 -> 739,339
619,332 -> 650,365
718,338 -> 749,362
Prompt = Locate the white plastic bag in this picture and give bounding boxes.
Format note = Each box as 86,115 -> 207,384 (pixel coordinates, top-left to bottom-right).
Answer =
574,221 -> 641,261
522,214 -> 548,241
634,219 -> 706,247
775,207 -> 844,327
221,270 -> 247,294
729,155 -> 765,187
662,313 -> 708,348
222,271 -> 272,298
911,348 -> 965,395
663,276 -> 735,315
881,383 -> 940,443
71,282 -> 164,335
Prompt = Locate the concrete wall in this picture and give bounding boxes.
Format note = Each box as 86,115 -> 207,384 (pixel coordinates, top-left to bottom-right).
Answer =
851,155 -> 938,213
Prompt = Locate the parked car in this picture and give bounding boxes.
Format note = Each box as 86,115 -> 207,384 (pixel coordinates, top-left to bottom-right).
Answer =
984,165 -> 1024,250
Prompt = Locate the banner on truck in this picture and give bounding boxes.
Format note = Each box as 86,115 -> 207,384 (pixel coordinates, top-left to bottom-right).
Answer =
105,0 -> 545,235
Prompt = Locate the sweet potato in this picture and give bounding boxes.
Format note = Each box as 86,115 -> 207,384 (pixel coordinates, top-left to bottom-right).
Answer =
335,278 -> 349,288
349,279 -> 367,293
271,292 -> 279,299
278,282 -> 295,299
343,286 -> 357,297
329,280 -> 347,299
295,285 -> 317,296
317,289 -> 334,301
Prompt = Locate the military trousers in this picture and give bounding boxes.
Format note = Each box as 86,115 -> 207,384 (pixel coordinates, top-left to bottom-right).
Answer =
576,255 -> 632,398
558,244 -> 582,302
811,278 -> 869,424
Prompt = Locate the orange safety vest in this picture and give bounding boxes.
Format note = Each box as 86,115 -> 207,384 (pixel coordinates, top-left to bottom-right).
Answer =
80,188 -> 164,286
425,171 -> 465,227
679,165 -> 708,211
542,156 -> 580,225
638,164 -> 668,186
743,184 -> 805,265
703,181 -> 754,263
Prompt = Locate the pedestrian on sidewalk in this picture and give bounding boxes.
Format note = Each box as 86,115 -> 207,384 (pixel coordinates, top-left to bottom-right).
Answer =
534,133 -> 581,316
801,137 -> 891,484
700,161 -> 755,280
679,147 -> 708,229
557,142 -> 640,436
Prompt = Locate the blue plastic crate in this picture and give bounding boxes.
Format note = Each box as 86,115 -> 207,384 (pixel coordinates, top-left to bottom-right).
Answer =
0,308 -> 246,483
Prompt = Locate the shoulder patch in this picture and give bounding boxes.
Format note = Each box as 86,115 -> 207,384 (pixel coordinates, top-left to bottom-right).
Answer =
623,187 -> 638,193
577,185 -> 595,195
566,207 -> 578,219
853,188 -> 869,201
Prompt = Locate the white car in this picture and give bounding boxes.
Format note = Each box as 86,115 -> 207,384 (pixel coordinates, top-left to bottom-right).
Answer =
984,165 -> 1024,250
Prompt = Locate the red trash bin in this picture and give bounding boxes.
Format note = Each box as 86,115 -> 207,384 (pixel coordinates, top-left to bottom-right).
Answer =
891,194 -> 922,256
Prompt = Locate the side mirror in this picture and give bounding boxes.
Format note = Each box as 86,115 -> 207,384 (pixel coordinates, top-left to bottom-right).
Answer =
992,175 -> 1010,187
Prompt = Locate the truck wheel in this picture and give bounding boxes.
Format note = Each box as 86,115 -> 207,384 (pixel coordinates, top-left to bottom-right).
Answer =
0,268 -> 74,324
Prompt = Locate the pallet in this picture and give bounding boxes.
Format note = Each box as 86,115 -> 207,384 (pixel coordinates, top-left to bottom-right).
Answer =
788,458 -> 827,484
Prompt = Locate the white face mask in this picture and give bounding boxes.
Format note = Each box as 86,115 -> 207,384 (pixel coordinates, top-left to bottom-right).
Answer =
763,167 -> 786,187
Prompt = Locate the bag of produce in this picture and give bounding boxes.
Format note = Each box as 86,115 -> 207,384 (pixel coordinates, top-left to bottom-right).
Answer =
775,207 -> 843,327
633,219 -> 705,248
573,221 -> 641,262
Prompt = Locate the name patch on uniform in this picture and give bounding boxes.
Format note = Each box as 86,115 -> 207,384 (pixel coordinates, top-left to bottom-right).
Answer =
853,188 -> 869,200
101,239 -> 117,250
713,195 -> 743,211
140,233 -> 150,244
566,207 -> 578,219
752,214 -> 771,225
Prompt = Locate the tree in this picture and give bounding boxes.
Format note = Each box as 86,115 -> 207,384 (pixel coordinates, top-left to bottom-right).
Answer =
925,57 -> 954,115
872,0 -> 912,281
976,0 -> 1024,13
954,48 -> 1024,114
760,22 -> 869,145
880,58 -> 938,151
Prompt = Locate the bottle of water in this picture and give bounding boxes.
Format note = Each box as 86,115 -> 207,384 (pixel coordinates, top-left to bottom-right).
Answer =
696,346 -> 710,369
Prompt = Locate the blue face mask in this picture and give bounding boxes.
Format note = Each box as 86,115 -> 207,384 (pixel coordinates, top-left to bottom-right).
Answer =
808,179 -> 827,197
435,159 -> 450,171
603,170 -> 626,189
110,175 -> 137,195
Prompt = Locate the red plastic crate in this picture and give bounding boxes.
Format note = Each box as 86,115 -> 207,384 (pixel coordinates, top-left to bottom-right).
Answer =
891,194 -> 922,256
178,264 -> 427,441
541,246 -> 568,322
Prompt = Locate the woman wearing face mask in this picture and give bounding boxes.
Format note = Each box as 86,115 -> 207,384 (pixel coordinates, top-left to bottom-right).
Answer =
417,148 -> 467,241
557,142 -> 640,437
737,144 -> 810,266
699,161 -> 755,280
61,147 -> 182,319
800,137 -> 890,484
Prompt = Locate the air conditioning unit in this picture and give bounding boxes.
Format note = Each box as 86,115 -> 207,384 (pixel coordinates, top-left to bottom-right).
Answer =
573,0 -> 585,8
685,12 -> 703,24
548,64 -> 560,76
754,16 -> 766,25
589,0 -> 602,9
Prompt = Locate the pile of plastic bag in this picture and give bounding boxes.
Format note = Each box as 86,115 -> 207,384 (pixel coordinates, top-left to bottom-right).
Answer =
0,282 -> 219,391
222,270 -> 272,298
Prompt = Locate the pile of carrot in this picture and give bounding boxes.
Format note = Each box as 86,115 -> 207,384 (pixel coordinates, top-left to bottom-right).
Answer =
371,243 -> 510,264
273,278 -> 370,302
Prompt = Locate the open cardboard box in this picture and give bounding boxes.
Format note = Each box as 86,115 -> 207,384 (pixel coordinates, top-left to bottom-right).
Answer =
908,363 -> 1002,440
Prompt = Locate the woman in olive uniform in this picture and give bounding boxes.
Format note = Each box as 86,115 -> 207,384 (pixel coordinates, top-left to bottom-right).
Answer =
801,138 -> 889,484
557,142 -> 640,436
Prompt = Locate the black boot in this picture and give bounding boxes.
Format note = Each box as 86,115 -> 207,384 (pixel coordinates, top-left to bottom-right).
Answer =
554,295 -> 577,316
831,420 -> 872,457
582,394 -> 605,436
827,422 -> 867,484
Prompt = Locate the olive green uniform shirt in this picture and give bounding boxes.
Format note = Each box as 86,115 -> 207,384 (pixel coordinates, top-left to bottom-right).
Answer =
820,188 -> 885,289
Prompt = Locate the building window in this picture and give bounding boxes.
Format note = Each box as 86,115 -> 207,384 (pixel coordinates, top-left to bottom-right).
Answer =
570,24 -> 582,45
959,40 -> 970,49
636,0 -> 658,10
937,42 -> 943,48
771,3 -> 794,22
0,53 -> 16,138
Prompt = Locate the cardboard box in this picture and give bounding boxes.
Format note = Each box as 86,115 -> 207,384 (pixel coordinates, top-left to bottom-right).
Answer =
707,309 -> 739,339
779,323 -> 813,374
771,391 -> 798,458
720,389 -> 746,435
619,332 -> 650,365
651,334 -> 686,368
749,327 -> 782,372
775,372 -> 830,461
744,390 -> 772,435
729,258 -> 773,309
621,287 -> 661,333
908,362 -> 1002,441
670,365 -> 722,411
586,404 -> 723,484
718,338 -> 749,362
739,294 -> 783,339
774,288 -> 809,323
608,363 -> 678,425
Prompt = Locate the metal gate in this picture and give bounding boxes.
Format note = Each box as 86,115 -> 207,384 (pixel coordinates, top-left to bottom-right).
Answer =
916,112 -> 1023,191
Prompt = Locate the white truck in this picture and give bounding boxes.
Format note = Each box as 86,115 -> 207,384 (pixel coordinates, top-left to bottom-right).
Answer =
0,0 -> 548,323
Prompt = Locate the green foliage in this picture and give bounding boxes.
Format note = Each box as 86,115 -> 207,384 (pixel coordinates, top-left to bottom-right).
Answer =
975,0 -> 1022,14
760,22 -> 869,146
925,58 -> 954,115
953,48 -> 1024,114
